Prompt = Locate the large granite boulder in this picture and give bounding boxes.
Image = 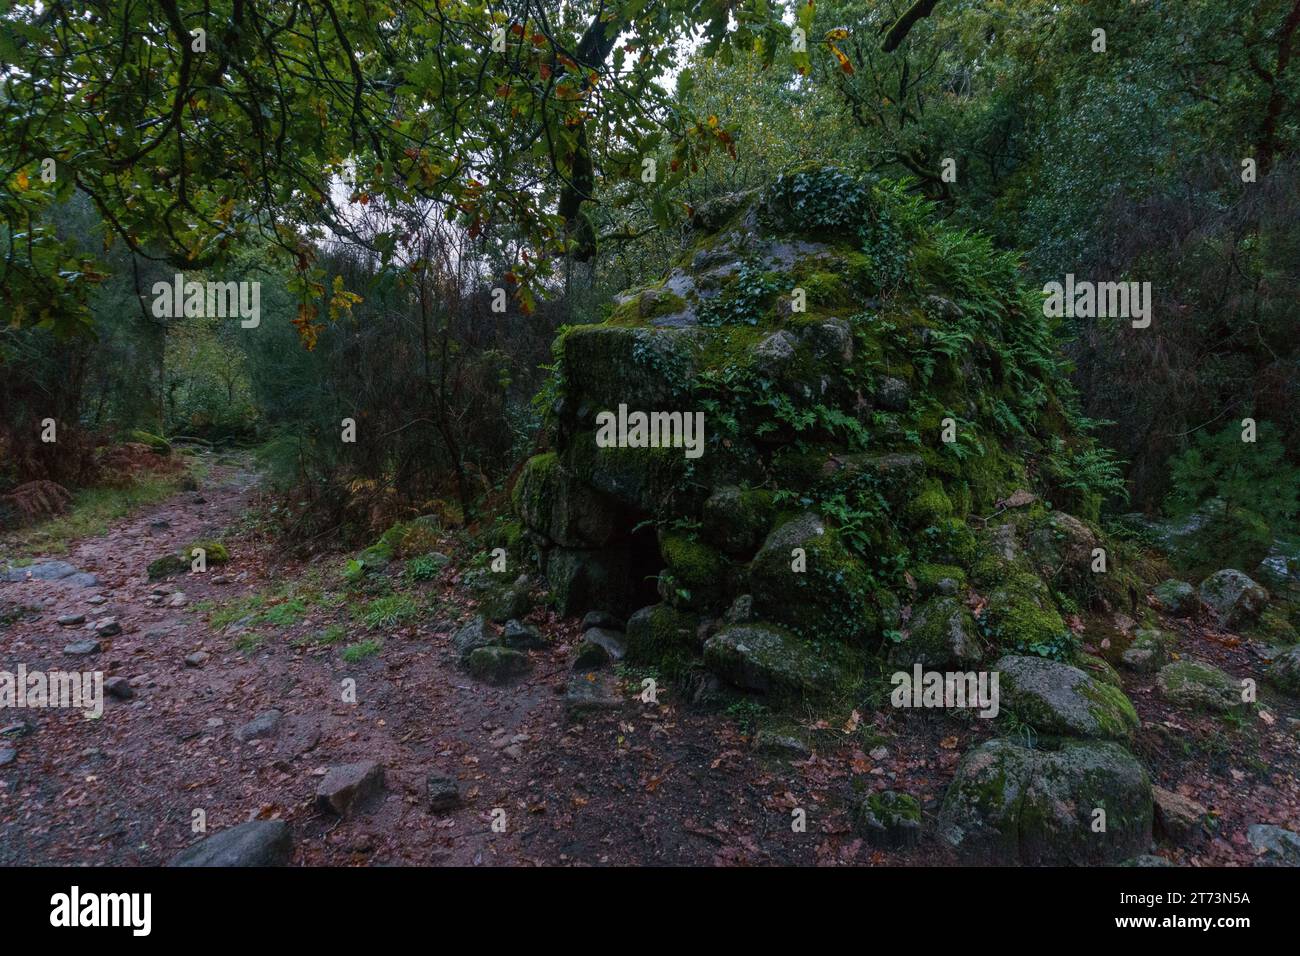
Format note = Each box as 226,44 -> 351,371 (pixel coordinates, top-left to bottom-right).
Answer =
994,655 -> 1139,742
939,738 -> 1153,865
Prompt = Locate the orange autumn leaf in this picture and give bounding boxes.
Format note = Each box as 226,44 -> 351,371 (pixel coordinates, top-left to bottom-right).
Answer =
830,42 -> 854,75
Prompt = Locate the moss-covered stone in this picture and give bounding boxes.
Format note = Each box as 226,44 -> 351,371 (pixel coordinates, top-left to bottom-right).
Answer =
1120,628 -> 1174,673
939,738 -> 1153,865
904,479 -> 954,528
545,546 -> 629,616
995,654 -> 1139,743
1266,645 -> 1300,696
561,325 -> 699,411
1198,569 -> 1269,630
701,485 -> 774,557
464,646 -> 531,684
1156,659 -> 1250,713
1152,579 -> 1199,617
1253,606 -> 1298,644
854,790 -> 922,849
147,539 -> 229,580
984,571 -> 1073,660
513,165 -> 1135,703
563,432 -> 685,516
514,451 -> 622,548
889,595 -> 981,668
911,563 -> 967,597
748,512 -> 880,645
1077,652 -> 1123,688
703,622 -> 852,699
146,554 -> 188,580
625,603 -> 700,669
659,533 -> 725,589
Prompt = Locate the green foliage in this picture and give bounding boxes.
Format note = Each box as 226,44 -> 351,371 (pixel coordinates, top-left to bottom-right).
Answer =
698,261 -> 780,327
342,639 -> 383,663
725,698 -> 770,735
405,553 -> 447,582
3,473 -> 188,557
1167,423 -> 1300,533
358,594 -> 418,629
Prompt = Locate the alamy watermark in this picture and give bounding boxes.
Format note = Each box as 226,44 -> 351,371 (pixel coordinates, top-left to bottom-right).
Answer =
151,273 -> 261,328
1,666 -> 103,718
50,886 -> 151,936
595,403 -> 705,459
890,663 -> 999,718
1042,274 -> 1151,329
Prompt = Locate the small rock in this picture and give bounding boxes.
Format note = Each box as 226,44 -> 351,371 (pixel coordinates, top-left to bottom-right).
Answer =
581,610 -> 625,631
92,617 -> 121,637
502,619 -> 546,649
1156,660 -> 1249,713
1120,628 -> 1175,673
1,560 -> 77,582
423,775 -> 460,811
105,676 -> 134,700
168,592 -> 188,608
754,329 -> 798,365
875,376 -> 912,412
1152,579 -> 1199,617
582,627 -> 626,662
316,761 -> 385,816
426,773 -> 461,812
169,820 -> 293,867
64,639 -> 102,656
465,646 -> 531,684
573,640 -> 610,670
1198,569 -> 1268,630
235,709 -> 283,743
87,596 -> 107,606
451,617 -> 496,658
855,790 -> 923,849
751,730 -> 811,760
1152,786 -> 1206,842
724,594 -> 756,624
565,670 -> 623,716
184,651 -> 210,668
0,746 -> 15,767
57,613 -> 85,626
1247,824 -> 1300,867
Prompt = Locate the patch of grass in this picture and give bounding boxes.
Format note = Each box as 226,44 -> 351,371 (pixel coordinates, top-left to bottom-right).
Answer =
358,593 -> 418,629
315,623 -> 347,645
206,592 -> 269,630
233,632 -> 264,652
260,598 -> 309,627
4,474 -> 188,557
291,622 -> 348,648
341,638 -> 383,662
203,579 -> 342,635
405,552 -> 447,582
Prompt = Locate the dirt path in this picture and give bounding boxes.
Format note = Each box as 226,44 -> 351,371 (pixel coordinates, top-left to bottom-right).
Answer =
2,460 -> 1298,866
0,460 -> 899,866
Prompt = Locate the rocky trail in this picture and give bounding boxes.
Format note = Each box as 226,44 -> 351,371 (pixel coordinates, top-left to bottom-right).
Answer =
2,459 -> 1299,866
